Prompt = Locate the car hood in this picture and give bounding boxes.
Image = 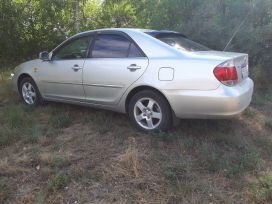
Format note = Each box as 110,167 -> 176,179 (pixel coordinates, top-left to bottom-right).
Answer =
20,59 -> 40,66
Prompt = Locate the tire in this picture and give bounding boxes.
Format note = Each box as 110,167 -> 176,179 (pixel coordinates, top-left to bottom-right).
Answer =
19,77 -> 42,107
128,90 -> 172,132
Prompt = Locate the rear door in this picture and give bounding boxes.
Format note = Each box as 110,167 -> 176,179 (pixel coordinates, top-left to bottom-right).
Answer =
83,31 -> 149,106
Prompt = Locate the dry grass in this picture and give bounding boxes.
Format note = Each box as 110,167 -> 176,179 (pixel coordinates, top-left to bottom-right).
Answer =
0,69 -> 272,203
118,137 -> 139,177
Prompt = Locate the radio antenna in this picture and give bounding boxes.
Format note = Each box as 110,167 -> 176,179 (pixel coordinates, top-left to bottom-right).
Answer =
223,10 -> 251,51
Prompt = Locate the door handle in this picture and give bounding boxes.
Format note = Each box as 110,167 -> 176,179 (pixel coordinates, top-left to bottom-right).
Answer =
72,64 -> 83,72
127,64 -> 141,71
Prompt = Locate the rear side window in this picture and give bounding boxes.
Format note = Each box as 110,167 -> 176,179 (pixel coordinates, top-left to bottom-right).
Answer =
158,35 -> 210,52
91,34 -> 130,58
128,43 -> 143,57
91,34 -> 144,58
146,32 -> 210,52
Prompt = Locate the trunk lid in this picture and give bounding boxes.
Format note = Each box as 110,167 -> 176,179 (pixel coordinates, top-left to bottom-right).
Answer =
192,51 -> 249,83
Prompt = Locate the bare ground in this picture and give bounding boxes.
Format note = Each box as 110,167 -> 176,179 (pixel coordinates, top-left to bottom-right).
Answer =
0,73 -> 272,204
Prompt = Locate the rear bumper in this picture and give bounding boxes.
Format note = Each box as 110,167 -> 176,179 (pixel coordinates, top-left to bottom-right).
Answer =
163,78 -> 254,119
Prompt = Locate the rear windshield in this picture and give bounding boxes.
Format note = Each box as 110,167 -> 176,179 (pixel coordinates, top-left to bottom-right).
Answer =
147,33 -> 211,52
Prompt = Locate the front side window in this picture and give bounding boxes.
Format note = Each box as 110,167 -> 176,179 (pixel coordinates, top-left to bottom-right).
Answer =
53,36 -> 92,60
91,34 -> 144,58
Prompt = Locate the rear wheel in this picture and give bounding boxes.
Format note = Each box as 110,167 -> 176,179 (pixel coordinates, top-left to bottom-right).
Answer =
19,77 -> 42,107
128,90 -> 172,132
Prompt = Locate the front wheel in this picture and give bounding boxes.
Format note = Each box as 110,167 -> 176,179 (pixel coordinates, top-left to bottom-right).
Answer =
128,90 -> 172,132
19,77 -> 42,107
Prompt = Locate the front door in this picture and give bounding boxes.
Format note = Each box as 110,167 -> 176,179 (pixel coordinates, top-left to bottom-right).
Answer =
83,32 -> 149,106
38,35 -> 92,102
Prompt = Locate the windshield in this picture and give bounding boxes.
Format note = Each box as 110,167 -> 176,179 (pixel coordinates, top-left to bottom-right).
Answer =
148,33 -> 211,52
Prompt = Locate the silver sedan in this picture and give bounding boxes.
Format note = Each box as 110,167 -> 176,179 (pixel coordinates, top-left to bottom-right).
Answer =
11,28 -> 254,131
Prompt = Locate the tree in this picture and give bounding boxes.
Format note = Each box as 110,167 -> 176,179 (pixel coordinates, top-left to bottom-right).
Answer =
99,0 -> 138,27
0,0 -> 271,89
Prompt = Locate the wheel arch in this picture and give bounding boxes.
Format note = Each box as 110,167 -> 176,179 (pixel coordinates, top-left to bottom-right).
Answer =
17,73 -> 34,92
125,85 -> 172,113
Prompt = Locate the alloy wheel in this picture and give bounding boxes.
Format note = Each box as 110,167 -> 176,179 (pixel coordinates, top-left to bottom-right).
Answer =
21,82 -> 36,105
133,97 -> 162,130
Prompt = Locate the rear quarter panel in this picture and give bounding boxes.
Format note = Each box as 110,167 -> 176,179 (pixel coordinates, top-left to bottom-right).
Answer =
124,55 -> 223,93
118,56 -> 223,113
140,57 -> 222,91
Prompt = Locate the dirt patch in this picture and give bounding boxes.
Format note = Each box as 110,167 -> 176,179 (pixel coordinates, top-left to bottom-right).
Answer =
1,79 -> 272,203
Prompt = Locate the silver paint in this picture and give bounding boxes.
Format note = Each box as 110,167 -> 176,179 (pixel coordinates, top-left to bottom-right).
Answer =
12,28 -> 254,119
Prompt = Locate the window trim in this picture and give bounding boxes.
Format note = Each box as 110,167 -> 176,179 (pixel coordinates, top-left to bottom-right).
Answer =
88,31 -> 147,59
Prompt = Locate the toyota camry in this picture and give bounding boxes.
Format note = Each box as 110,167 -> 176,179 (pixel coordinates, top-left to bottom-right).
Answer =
11,28 -> 254,131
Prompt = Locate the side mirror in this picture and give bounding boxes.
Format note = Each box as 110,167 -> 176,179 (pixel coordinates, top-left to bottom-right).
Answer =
39,51 -> 51,61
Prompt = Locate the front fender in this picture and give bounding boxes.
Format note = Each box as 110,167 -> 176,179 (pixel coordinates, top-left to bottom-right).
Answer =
12,59 -> 40,92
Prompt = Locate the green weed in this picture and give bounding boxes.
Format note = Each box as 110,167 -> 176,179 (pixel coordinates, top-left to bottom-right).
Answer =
0,125 -> 19,146
35,190 -> 47,204
252,93 -> 267,106
51,112 -> 72,128
264,118 -> 272,130
47,172 -> 70,192
50,155 -> 69,169
252,171 -> 272,203
198,143 -> 261,177
153,131 -> 177,142
0,178 -> 11,203
2,105 -> 27,128
88,111 -> 114,134
164,168 -> 177,180
243,108 -> 255,118
24,125 -> 43,143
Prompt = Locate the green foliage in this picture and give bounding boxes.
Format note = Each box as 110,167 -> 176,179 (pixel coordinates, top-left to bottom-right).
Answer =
86,111 -> 115,134
50,155 -> 69,169
99,0 -> 138,27
51,112 -> 72,128
0,125 -> 14,146
201,146 -> 261,177
264,117 -> 272,130
0,0 -> 271,87
35,190 -> 47,204
253,171 -> 272,203
3,105 -> 26,128
47,172 -> 70,192
0,178 -> 11,203
24,125 -> 43,143
153,131 -> 177,142
0,104 -> 31,146
243,108 -> 255,118
164,168 -> 176,180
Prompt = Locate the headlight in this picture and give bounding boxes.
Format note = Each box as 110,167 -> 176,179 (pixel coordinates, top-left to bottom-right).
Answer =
10,73 -> 15,80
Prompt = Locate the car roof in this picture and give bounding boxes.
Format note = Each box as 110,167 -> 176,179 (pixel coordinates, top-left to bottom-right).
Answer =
75,28 -> 187,38
144,30 -> 187,38
54,28 -> 186,59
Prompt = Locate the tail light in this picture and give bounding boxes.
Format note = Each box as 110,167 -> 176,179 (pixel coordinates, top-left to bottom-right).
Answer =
213,60 -> 238,86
